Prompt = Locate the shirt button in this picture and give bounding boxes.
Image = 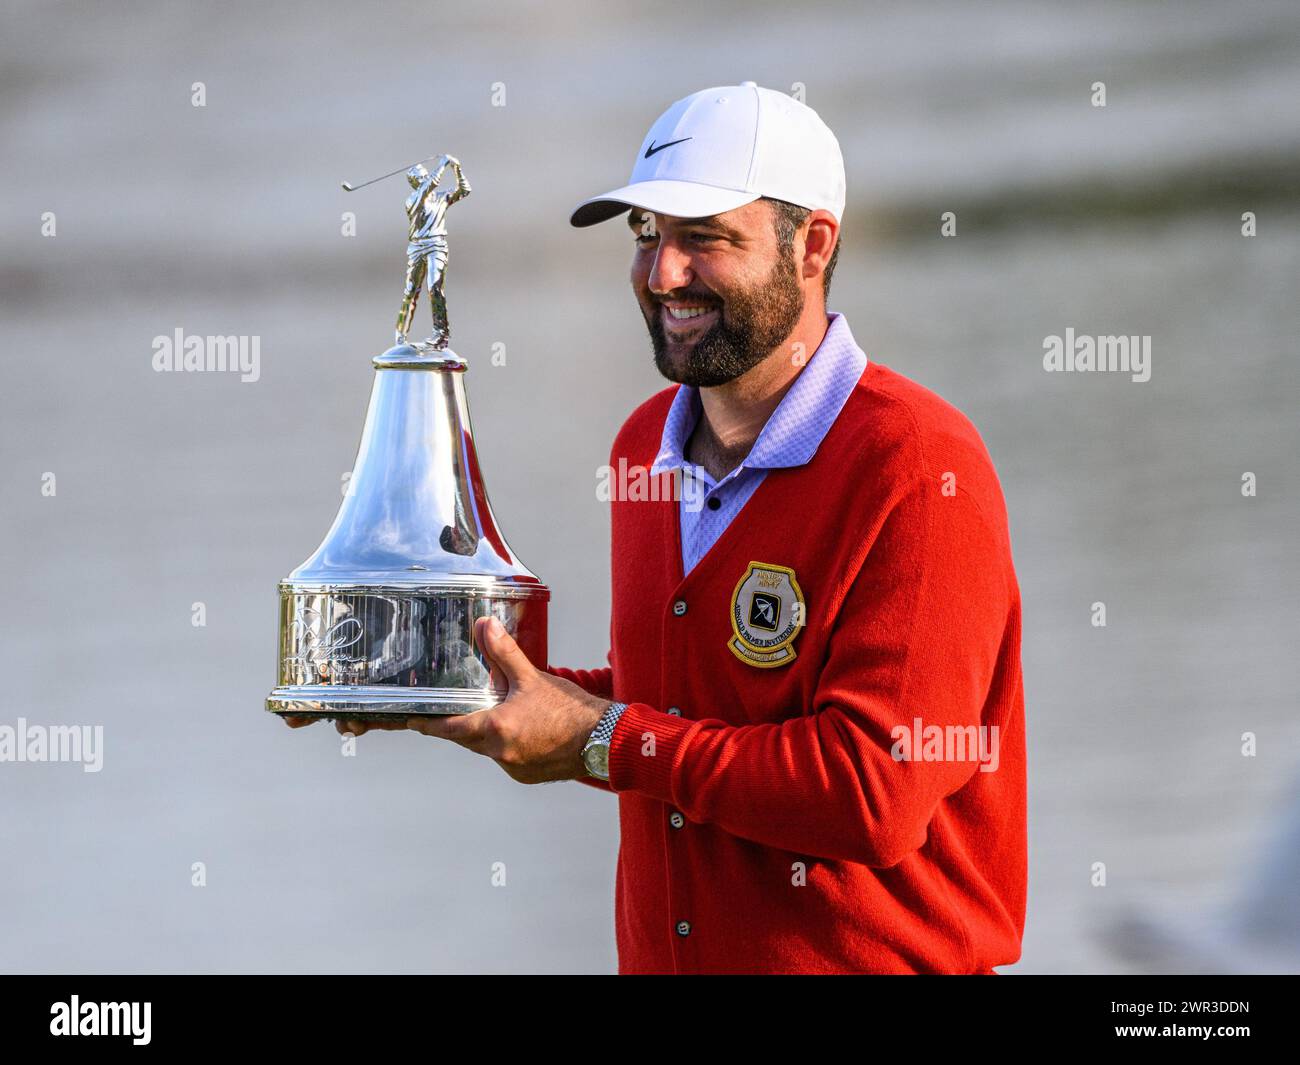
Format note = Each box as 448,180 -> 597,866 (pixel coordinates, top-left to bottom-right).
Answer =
672,600 -> 687,616
666,706 -> 682,716
669,812 -> 685,829
676,920 -> 691,937
706,497 -> 721,511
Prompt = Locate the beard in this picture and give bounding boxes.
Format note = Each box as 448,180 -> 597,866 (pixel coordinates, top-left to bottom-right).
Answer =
643,246 -> 805,388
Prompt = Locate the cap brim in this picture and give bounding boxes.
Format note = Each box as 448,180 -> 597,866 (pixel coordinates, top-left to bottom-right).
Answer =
569,179 -> 761,228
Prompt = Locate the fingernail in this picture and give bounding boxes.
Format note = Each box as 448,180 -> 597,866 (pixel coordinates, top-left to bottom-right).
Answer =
488,617 -> 505,637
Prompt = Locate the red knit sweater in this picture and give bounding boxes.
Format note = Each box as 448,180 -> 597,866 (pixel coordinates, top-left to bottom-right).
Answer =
549,361 -> 1026,974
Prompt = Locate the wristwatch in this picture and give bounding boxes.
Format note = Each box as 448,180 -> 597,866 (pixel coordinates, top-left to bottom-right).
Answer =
582,702 -> 629,780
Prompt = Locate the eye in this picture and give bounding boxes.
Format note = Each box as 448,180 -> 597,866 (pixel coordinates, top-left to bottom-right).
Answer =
688,231 -> 720,245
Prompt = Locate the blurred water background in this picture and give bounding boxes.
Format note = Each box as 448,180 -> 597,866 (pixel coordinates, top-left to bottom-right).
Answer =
1,0 -> 1297,973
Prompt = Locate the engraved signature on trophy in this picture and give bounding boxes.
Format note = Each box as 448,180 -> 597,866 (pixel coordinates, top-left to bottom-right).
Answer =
289,607 -> 366,680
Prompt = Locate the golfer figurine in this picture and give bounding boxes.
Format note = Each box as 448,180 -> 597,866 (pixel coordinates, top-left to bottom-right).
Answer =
395,154 -> 471,350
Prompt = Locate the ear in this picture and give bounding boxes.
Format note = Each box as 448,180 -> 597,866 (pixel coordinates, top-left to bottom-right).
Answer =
801,210 -> 839,287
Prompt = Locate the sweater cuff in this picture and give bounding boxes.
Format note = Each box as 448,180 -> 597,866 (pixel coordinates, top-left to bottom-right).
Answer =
606,702 -> 700,802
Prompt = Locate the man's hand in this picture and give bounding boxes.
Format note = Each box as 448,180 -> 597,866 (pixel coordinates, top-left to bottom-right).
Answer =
280,616 -> 611,785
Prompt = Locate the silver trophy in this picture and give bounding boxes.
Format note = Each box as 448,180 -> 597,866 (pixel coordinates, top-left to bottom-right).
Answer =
266,155 -> 548,720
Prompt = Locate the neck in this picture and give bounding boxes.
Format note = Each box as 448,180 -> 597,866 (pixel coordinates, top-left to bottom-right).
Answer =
689,308 -> 832,478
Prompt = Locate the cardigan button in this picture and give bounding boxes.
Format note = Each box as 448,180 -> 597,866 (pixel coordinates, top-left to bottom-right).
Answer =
666,706 -> 682,717
675,920 -> 691,937
669,812 -> 685,830
672,600 -> 687,616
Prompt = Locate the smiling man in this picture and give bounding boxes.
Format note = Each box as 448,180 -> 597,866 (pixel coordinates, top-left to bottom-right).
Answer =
311,82 -> 1027,975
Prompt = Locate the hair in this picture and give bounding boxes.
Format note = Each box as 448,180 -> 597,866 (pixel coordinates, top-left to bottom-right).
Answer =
765,197 -> 839,301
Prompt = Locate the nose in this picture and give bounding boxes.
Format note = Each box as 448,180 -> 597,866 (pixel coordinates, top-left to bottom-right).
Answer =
647,239 -> 694,297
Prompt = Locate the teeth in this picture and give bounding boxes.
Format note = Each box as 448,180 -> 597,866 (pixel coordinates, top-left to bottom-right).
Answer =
666,306 -> 713,320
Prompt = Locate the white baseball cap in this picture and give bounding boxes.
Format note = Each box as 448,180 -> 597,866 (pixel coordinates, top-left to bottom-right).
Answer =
569,82 -> 846,228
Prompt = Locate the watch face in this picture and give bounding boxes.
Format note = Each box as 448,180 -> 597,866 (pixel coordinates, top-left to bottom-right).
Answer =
584,744 -> 609,779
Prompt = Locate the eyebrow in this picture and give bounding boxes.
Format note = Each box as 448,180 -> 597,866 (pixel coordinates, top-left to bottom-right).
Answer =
683,217 -> 742,238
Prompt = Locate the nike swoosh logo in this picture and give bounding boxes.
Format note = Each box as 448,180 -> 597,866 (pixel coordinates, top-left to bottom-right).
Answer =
644,137 -> 693,158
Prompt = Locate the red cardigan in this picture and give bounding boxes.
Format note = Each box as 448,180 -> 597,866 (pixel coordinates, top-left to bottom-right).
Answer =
549,361 -> 1027,974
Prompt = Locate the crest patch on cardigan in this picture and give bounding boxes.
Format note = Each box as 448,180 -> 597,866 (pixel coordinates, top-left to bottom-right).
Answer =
728,562 -> 805,668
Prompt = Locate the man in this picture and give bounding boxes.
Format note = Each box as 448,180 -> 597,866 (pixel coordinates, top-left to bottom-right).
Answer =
311,83 -> 1027,974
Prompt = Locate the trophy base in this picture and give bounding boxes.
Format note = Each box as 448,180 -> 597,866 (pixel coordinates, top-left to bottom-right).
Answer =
267,684 -> 505,720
